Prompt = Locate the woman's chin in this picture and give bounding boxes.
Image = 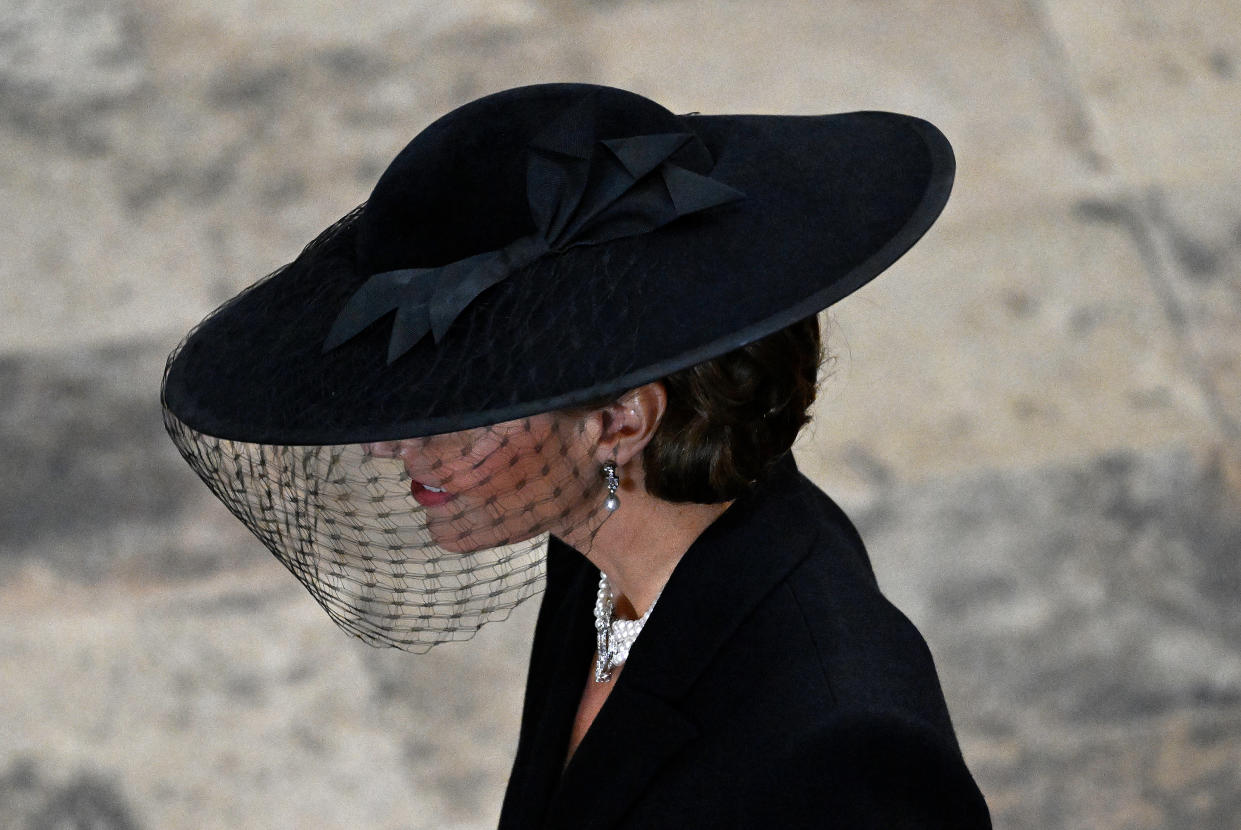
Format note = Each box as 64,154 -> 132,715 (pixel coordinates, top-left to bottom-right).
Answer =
425,524 -> 527,554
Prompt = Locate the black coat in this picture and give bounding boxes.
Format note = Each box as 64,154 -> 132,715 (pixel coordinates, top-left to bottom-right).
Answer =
498,456 -> 991,829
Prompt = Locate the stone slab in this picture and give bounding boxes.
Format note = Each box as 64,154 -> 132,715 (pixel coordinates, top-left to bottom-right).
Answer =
854,445 -> 1241,830
1043,0 -> 1241,187
1037,2 -> 1241,433
797,203 -> 1217,487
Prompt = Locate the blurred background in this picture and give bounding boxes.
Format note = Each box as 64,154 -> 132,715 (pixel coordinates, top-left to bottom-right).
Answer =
2,1 -> 1238,828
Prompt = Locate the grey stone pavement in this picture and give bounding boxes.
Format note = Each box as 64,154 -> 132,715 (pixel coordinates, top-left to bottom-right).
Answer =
1,1 -> 1238,827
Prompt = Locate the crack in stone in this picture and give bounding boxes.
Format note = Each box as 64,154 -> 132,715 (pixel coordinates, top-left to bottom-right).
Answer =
1072,193 -> 1240,439
1022,0 -> 1112,172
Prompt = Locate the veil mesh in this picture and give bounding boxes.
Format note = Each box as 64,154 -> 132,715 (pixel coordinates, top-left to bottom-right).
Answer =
163,401 -> 606,651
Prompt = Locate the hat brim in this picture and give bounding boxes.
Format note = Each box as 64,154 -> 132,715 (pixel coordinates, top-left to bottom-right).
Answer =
163,104 -> 953,444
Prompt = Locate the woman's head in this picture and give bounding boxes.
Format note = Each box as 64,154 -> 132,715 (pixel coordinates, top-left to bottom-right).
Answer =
355,380 -> 663,555
366,314 -> 824,553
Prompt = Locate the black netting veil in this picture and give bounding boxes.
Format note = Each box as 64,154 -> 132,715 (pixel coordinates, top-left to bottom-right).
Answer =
163,388 -> 610,650
158,202 -> 619,651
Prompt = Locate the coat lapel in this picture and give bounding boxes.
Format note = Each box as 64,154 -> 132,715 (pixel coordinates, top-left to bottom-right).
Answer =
549,685 -> 699,829
498,540 -> 596,829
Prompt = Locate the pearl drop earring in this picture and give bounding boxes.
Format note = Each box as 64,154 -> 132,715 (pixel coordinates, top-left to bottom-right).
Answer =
602,460 -> 620,511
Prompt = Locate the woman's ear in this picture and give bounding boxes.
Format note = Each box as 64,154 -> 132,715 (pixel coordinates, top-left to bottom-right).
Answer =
593,382 -> 667,468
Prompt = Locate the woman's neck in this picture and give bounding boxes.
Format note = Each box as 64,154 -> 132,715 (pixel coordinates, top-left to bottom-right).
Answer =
573,474 -> 731,618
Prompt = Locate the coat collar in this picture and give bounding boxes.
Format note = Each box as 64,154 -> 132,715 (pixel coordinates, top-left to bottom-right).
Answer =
509,454 -> 837,829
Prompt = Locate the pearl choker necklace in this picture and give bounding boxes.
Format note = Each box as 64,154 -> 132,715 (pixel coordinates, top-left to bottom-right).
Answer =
593,572 -> 661,682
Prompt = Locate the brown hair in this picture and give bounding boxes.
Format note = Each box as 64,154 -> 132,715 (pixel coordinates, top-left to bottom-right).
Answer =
643,315 -> 824,503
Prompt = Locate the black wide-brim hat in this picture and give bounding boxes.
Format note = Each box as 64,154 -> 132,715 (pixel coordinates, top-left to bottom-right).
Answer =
163,83 -> 954,444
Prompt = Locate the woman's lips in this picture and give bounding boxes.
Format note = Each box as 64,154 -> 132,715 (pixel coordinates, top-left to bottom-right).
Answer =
410,480 -> 454,507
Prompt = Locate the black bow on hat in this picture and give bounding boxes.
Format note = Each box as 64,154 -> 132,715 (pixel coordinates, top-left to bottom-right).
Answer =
323,94 -> 745,363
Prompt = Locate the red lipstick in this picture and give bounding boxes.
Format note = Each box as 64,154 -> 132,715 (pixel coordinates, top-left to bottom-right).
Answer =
410,481 -> 454,507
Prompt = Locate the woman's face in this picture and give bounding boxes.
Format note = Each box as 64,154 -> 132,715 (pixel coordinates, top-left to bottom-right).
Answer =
362,413 -> 603,553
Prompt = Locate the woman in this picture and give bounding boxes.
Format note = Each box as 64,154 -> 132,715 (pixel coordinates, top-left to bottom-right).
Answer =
163,83 -> 990,827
